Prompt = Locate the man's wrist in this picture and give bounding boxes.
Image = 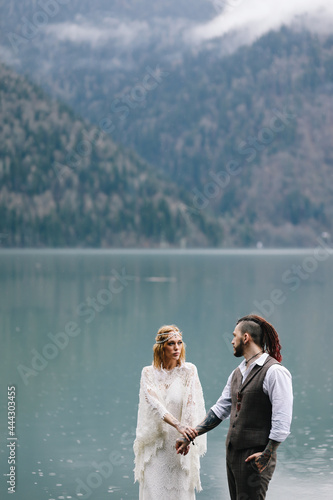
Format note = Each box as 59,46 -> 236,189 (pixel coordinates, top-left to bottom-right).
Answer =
195,409 -> 222,436
259,440 -> 280,465
263,439 -> 280,456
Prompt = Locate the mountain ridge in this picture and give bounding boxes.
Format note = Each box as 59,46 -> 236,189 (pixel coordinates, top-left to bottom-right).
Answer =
0,61 -> 223,248
1,20 -> 333,247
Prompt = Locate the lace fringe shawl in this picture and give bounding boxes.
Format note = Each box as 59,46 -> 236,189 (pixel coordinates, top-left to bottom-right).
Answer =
133,363 -> 207,488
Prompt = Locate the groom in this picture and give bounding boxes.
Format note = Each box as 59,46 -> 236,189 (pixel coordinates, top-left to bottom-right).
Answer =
176,314 -> 293,500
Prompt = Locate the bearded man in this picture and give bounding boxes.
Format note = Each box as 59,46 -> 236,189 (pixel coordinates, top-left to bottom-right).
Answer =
176,314 -> 293,500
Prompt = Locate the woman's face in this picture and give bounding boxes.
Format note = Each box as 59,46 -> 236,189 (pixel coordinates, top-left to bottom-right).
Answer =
163,335 -> 183,364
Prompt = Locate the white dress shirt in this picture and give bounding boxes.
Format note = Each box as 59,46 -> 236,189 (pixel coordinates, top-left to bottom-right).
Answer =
211,353 -> 293,442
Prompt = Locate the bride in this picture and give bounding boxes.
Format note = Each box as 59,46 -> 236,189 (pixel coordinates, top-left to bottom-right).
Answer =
133,325 -> 207,499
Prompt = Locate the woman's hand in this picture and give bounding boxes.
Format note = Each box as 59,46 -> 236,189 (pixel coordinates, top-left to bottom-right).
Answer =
176,424 -> 198,442
176,437 -> 191,455
163,414 -> 198,442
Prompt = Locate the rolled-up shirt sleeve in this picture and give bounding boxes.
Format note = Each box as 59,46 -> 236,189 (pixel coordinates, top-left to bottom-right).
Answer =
210,371 -> 234,420
264,364 -> 293,442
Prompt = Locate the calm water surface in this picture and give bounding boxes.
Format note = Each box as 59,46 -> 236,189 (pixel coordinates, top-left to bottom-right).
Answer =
0,249 -> 332,499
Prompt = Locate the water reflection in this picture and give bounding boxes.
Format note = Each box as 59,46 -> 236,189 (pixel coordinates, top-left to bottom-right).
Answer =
0,250 -> 332,499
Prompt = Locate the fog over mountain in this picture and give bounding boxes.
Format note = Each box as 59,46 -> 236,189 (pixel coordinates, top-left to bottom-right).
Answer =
1,1 -> 332,248
1,0 -> 332,60
191,0 -> 333,46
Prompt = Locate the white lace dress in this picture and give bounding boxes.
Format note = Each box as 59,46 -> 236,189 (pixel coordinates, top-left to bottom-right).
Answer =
133,362 -> 207,500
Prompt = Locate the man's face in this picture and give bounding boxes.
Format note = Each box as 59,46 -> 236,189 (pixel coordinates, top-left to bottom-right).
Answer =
231,324 -> 245,357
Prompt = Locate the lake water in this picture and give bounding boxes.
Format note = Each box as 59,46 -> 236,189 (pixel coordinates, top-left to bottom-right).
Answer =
0,249 -> 332,499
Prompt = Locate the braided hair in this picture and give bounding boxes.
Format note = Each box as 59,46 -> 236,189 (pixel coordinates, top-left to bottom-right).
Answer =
237,314 -> 282,362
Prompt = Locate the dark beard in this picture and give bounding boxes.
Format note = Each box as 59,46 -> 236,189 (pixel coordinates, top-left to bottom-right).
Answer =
233,339 -> 244,357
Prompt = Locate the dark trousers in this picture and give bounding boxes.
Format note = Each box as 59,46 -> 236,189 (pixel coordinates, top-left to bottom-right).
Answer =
226,443 -> 277,500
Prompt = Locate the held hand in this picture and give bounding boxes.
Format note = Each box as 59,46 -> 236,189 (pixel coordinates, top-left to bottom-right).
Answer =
245,451 -> 271,473
176,424 -> 198,442
179,443 -> 190,456
176,437 -> 191,455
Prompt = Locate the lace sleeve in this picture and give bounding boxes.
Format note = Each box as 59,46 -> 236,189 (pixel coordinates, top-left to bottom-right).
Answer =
141,366 -> 169,419
133,366 -> 167,483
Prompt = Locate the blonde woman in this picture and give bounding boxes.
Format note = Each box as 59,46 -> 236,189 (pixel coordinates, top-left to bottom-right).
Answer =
134,325 -> 207,499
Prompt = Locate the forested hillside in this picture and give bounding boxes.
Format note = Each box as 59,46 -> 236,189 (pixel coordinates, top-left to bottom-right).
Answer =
15,27 -> 332,247
1,0 -> 333,247
0,63 -> 223,247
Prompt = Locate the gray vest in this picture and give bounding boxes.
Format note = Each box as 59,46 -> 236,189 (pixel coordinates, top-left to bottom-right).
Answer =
226,355 -> 279,450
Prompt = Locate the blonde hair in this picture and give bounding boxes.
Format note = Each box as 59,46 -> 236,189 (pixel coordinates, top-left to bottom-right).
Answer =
153,324 -> 186,369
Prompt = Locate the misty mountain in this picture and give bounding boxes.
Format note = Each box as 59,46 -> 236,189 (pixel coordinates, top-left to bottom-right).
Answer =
0,62 -> 223,248
1,2 -> 333,247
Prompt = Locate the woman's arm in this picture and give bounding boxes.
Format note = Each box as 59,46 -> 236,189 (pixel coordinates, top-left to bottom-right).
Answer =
163,413 -> 198,441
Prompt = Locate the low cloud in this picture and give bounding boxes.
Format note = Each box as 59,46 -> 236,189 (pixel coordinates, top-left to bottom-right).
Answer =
45,17 -> 149,46
45,15 -> 192,49
14,1 -> 333,56
190,0 -> 333,45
